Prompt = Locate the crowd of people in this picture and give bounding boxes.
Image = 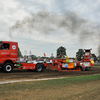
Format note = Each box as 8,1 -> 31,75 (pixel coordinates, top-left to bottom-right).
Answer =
18,56 -> 53,64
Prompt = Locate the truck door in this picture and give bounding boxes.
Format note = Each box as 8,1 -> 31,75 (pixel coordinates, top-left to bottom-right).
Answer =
10,42 -> 18,61
0,43 -> 10,63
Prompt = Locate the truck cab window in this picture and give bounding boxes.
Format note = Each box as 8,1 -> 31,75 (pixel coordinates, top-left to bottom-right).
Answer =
1,43 -> 10,50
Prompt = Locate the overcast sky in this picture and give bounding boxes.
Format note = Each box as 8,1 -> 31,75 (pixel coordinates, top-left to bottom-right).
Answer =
0,0 -> 100,57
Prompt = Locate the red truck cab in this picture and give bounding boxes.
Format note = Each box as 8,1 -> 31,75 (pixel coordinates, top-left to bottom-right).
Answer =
0,41 -> 18,72
0,41 -> 46,73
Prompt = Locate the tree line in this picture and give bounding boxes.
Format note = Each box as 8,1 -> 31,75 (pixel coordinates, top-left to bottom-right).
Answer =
18,46 -> 100,62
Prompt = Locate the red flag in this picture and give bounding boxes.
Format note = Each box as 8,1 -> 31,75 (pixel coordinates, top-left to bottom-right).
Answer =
44,53 -> 46,57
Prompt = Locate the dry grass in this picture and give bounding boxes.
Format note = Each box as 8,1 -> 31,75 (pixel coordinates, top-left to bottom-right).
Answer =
0,75 -> 100,100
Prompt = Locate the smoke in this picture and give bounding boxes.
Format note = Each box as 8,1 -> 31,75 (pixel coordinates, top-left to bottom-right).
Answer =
10,10 -> 100,54
9,11 -> 84,35
98,45 -> 100,56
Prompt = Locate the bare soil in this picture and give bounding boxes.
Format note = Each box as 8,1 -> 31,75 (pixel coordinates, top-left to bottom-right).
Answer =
0,67 -> 100,81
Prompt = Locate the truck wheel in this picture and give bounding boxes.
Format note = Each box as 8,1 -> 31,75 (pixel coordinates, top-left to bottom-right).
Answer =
3,63 -> 13,73
35,63 -> 43,72
86,67 -> 90,71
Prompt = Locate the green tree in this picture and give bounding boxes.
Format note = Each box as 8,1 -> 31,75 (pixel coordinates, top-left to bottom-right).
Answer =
56,46 -> 66,58
76,49 -> 84,61
98,55 -> 100,62
91,54 -> 97,62
18,47 -> 22,57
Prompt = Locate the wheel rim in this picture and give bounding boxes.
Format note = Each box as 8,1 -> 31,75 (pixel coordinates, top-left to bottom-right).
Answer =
6,65 -> 12,72
37,65 -> 42,71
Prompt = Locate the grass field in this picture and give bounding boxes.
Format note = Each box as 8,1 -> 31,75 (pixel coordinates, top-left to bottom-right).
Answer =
93,65 -> 100,67
0,74 -> 100,100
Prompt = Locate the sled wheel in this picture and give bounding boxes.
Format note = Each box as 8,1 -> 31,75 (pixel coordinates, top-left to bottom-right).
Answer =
81,67 -> 86,71
86,67 -> 90,71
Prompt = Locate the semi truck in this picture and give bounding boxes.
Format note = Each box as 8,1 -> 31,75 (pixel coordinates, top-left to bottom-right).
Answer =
0,41 -> 94,73
0,41 -> 46,73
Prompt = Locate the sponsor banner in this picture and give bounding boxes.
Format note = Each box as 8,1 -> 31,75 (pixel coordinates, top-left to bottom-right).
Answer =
12,45 -> 16,50
62,63 -> 68,68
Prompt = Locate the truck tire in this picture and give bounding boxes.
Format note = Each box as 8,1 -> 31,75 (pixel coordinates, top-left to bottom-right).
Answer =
3,63 -> 13,73
35,63 -> 43,72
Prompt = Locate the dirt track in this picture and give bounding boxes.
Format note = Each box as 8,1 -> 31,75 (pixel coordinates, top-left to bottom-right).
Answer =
0,67 -> 100,81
